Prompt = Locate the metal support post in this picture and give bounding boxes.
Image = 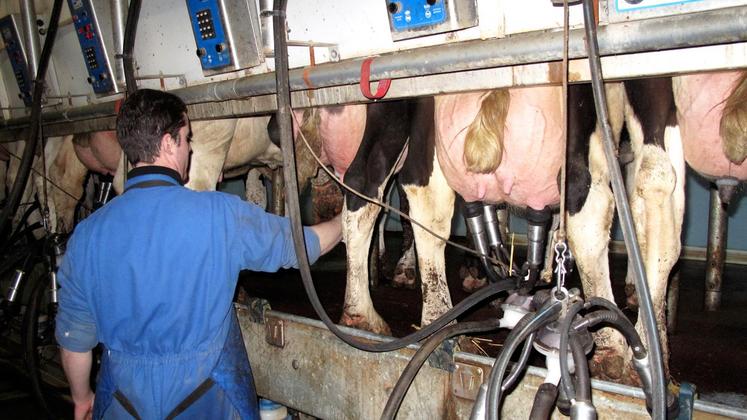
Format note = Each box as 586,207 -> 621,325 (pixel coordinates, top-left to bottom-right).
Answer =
704,185 -> 728,311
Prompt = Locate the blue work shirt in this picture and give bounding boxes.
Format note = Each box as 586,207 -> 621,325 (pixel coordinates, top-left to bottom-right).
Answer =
56,166 -> 321,418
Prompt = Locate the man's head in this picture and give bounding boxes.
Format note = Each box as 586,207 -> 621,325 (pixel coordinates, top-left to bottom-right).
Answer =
116,89 -> 191,179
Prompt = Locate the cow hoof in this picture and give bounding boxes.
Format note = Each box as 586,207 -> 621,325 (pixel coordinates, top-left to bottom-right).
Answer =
591,348 -> 640,386
625,284 -> 639,309
340,312 -> 392,336
392,267 -> 417,289
459,266 -> 486,293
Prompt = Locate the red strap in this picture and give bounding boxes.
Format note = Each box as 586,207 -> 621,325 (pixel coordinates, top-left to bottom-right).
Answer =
303,66 -> 315,89
359,57 -> 391,100
114,98 -> 123,114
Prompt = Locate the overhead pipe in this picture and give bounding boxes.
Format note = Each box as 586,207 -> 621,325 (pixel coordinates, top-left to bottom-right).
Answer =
110,0 -> 128,89
178,5 -> 747,104
20,0 -> 41,78
2,6 -> 747,131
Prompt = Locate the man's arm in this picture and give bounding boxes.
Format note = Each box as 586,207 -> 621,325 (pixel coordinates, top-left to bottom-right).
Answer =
60,348 -> 94,420
309,213 -> 343,255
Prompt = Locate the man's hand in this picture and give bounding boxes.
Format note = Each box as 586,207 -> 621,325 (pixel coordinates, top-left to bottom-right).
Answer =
310,213 -> 343,255
60,348 -> 95,420
73,390 -> 94,420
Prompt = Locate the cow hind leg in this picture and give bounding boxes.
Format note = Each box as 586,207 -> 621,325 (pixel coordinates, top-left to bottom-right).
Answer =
392,181 -> 418,289
341,201 -> 390,335
627,130 -> 684,377
567,83 -> 631,382
339,100 -> 418,335
402,154 -> 455,326
624,78 -> 683,378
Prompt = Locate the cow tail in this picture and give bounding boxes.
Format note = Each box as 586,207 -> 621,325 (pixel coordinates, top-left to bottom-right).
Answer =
297,108 -> 323,188
463,89 -> 510,174
720,71 -> 747,165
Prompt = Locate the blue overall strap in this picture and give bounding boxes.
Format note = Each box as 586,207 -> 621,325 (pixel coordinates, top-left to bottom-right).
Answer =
113,391 -> 141,420
164,378 -> 216,420
94,310 -> 259,419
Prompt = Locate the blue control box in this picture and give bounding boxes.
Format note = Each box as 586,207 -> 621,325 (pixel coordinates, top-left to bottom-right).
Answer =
388,0 -> 447,31
0,15 -> 33,106
185,0 -> 233,71
67,0 -> 115,94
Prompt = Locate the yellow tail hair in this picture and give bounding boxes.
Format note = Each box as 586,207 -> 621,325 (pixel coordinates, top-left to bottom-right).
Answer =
296,108 -> 323,187
463,89 -> 511,174
720,71 -> 747,165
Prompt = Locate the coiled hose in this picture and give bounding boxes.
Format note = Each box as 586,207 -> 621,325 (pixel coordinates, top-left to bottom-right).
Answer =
380,319 -> 502,420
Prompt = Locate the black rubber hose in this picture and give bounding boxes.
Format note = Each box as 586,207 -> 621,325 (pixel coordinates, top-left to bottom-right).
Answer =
22,261 -> 54,417
481,256 -> 502,284
486,300 -> 562,420
122,0 -> 142,95
578,309 -> 646,359
581,1 -> 666,417
501,331 -> 535,393
380,319 -> 502,420
529,383 -> 558,420
570,333 -> 592,402
272,0 -> 514,352
0,0 -> 64,237
585,296 -> 634,327
559,300 -> 584,401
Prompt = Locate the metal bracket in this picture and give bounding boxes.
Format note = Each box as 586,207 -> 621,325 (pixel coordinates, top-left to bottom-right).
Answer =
245,297 -> 271,323
677,382 -> 696,420
285,41 -> 340,63
265,316 -> 285,348
135,72 -> 187,89
44,93 -> 93,106
451,362 -> 484,401
427,338 -> 455,371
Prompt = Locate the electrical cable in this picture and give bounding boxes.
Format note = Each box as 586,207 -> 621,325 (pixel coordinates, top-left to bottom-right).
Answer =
3,145 -> 93,210
0,0 -> 64,237
581,0 -> 666,417
486,300 -> 562,420
380,319 -> 502,420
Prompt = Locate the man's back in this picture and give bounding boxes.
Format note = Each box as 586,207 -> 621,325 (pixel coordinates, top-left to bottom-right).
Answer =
56,168 -> 321,418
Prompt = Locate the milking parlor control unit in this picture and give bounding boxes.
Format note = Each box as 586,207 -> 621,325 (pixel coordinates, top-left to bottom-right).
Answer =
0,1 -> 746,419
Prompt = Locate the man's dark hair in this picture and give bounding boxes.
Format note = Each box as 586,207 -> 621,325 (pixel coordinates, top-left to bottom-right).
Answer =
116,89 -> 188,165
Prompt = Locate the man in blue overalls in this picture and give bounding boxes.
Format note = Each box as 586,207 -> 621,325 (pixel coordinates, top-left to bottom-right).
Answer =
56,89 -> 342,419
